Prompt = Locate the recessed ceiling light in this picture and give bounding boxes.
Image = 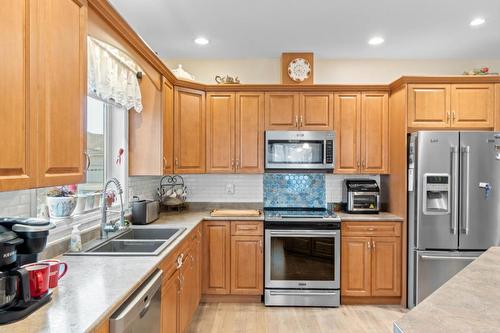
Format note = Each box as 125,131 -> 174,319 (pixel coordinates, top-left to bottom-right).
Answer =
470,17 -> 485,26
194,37 -> 209,45
368,36 -> 385,46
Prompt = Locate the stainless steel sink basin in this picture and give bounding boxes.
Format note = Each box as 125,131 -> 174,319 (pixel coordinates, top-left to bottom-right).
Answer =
116,227 -> 182,240
65,226 -> 186,256
89,240 -> 165,253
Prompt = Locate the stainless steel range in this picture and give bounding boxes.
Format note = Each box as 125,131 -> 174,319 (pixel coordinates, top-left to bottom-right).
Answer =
264,208 -> 341,307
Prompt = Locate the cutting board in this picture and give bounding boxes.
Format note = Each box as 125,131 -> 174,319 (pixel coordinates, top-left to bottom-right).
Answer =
210,209 -> 261,217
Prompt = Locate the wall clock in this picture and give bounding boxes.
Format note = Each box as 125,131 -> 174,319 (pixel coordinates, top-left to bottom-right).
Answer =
281,52 -> 314,84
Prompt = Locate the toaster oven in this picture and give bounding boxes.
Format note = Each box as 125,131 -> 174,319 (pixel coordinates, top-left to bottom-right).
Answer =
343,179 -> 380,213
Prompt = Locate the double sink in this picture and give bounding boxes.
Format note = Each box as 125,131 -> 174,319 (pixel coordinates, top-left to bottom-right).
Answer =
67,226 -> 186,256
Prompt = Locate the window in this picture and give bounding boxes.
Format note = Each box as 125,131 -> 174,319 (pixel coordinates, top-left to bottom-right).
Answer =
36,97 -> 128,218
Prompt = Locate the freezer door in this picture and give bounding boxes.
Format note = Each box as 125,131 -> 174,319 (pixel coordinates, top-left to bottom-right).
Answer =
414,250 -> 482,306
416,132 -> 459,249
459,132 -> 500,250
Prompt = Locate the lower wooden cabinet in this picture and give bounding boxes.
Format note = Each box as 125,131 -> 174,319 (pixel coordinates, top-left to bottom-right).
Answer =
203,221 -> 263,297
341,222 -> 401,302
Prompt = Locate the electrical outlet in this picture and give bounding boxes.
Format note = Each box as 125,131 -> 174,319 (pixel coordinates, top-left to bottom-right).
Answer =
225,183 -> 235,195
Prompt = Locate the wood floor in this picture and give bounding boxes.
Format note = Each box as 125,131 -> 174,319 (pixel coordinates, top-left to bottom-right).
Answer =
188,303 -> 407,333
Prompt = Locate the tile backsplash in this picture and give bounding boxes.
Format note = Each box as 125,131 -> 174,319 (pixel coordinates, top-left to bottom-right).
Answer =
264,173 -> 326,208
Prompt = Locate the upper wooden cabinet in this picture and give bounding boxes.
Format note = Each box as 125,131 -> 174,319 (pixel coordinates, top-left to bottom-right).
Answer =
408,83 -> 494,129
451,84 -> 494,128
265,92 -> 333,130
207,93 -> 264,173
0,0 -> 87,191
174,87 -> 206,173
0,0 -> 34,191
334,92 -> 389,174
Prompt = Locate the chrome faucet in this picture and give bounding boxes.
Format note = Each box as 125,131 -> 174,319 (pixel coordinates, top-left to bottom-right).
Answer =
101,177 -> 126,239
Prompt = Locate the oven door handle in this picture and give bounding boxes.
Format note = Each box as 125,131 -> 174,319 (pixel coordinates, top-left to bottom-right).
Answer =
268,230 -> 338,237
269,291 -> 338,296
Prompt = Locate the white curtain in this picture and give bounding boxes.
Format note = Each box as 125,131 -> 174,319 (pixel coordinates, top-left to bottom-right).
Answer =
88,37 -> 143,113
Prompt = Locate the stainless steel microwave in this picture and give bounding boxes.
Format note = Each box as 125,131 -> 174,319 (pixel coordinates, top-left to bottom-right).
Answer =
265,131 -> 335,170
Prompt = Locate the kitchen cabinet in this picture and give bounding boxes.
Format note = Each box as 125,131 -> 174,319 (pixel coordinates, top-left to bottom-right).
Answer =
207,93 -> 265,173
161,269 -> 180,333
202,221 -> 231,294
334,92 -> 389,174
341,222 -> 401,301
206,93 -> 235,173
203,221 -> 264,297
408,83 -> 494,129
174,87 -> 206,173
179,248 -> 195,333
0,0 -> 87,191
0,0 -> 34,191
265,92 -> 333,130
32,0 -> 87,187
163,79 -> 175,174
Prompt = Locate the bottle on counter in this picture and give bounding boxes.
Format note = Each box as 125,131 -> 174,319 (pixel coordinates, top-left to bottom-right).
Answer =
70,224 -> 82,252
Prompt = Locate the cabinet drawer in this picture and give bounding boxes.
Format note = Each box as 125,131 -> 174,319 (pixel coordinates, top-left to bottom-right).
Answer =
231,221 -> 263,236
342,222 -> 401,237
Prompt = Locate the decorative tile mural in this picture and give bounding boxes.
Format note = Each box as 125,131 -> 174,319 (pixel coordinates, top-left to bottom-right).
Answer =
263,173 -> 326,208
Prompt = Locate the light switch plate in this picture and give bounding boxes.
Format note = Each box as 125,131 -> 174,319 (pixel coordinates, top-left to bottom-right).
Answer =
225,183 -> 235,195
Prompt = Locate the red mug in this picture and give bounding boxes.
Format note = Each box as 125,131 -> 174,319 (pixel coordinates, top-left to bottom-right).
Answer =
22,263 -> 50,298
41,259 -> 68,288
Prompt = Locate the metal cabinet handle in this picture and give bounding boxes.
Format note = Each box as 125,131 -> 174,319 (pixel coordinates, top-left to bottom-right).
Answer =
452,111 -> 456,122
461,146 -> 470,234
295,115 -> 299,127
450,145 -> 459,235
357,161 -> 360,168
259,240 -> 263,253
175,158 -> 179,167
231,159 -> 235,169
84,152 -> 91,171
176,253 -> 184,268
367,241 -> 371,249
300,115 -> 304,127
235,160 -> 240,170
163,157 -> 167,171
372,240 -> 375,250
447,111 -> 451,123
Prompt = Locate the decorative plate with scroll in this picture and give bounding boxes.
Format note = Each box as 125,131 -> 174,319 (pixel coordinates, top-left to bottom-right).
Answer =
287,58 -> 311,82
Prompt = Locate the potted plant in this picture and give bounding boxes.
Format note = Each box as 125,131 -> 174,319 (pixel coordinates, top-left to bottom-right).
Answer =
46,186 -> 77,218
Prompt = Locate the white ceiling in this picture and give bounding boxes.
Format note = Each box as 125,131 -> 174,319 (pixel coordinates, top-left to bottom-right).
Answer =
108,0 -> 500,59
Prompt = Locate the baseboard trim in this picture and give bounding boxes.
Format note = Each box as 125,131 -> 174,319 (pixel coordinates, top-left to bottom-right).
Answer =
341,296 -> 402,305
201,294 -> 262,303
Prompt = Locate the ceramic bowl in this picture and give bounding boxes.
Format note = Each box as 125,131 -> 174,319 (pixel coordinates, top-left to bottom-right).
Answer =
46,196 -> 77,218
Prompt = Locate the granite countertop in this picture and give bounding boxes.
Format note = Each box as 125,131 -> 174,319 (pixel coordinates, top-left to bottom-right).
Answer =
337,211 -> 404,222
394,247 -> 500,333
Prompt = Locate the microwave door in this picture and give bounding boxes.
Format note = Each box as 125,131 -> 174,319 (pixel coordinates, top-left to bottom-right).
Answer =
266,140 -> 324,169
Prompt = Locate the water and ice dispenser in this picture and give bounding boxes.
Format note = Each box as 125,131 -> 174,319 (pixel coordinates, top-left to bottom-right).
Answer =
422,174 -> 450,215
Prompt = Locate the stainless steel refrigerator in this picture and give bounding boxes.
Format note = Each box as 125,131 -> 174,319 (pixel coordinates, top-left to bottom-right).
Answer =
408,131 -> 500,308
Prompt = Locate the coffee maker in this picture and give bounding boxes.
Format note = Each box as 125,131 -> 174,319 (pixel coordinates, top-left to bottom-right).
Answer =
0,217 -> 55,324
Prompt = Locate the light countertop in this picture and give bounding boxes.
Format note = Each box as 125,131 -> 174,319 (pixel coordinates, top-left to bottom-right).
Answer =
393,247 -> 500,333
337,211 -> 404,222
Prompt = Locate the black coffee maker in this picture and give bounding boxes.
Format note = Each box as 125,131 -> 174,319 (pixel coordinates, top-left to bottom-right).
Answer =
0,217 -> 55,324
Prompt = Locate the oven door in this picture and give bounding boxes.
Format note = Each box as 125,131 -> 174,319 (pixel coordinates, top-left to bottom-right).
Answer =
265,229 -> 340,289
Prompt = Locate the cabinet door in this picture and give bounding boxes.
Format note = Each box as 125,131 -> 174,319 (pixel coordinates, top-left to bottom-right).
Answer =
161,270 -> 179,333
179,252 -> 194,333
341,236 -> 371,297
206,93 -> 235,173
451,84 -> 494,128
371,237 -> 401,297
299,93 -> 333,130
334,93 -> 360,173
202,221 -> 231,294
31,0 -> 87,187
230,236 -> 263,295
264,93 -> 299,129
235,93 -> 265,173
162,79 -> 174,174
408,84 -> 450,128
360,92 -> 389,174
495,84 -> 500,131
174,87 -> 206,173
0,0 -> 35,191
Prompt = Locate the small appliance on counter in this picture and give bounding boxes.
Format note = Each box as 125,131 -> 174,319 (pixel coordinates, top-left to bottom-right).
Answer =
0,217 -> 56,324
131,199 -> 159,225
343,179 -> 380,213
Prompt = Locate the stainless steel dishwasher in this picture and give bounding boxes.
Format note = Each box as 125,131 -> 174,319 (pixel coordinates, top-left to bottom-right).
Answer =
110,269 -> 163,333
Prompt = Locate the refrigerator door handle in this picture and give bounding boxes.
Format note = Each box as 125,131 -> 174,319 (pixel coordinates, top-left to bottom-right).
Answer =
460,146 -> 471,234
450,145 -> 459,235
419,255 -> 478,260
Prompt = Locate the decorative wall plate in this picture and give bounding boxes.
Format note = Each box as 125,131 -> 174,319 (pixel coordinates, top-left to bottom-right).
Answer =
287,58 -> 311,82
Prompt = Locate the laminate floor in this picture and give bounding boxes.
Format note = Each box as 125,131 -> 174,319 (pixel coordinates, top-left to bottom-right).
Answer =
188,303 -> 407,333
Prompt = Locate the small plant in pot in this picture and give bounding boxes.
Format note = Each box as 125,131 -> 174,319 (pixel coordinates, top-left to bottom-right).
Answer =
46,186 -> 77,218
